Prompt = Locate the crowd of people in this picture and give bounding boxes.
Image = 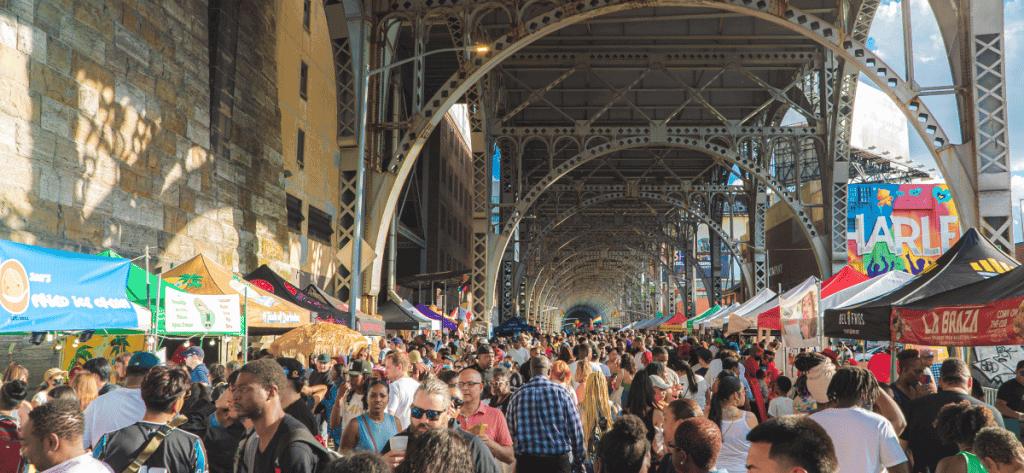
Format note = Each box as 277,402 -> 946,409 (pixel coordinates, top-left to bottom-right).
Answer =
1,330 -> 1024,473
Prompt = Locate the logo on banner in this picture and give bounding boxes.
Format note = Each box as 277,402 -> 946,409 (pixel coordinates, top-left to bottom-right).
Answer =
195,298 -> 216,330
0,259 -> 29,314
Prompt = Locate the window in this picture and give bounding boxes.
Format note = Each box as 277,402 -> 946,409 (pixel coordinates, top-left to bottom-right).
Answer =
308,206 -> 334,243
303,0 -> 311,30
287,194 -> 304,231
299,62 -> 308,101
296,128 -> 305,169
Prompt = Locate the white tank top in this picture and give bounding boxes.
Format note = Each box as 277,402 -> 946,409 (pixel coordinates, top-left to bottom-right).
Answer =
716,411 -> 752,473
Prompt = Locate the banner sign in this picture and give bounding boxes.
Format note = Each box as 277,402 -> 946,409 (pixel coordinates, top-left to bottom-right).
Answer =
893,297 -> 1024,346
0,239 -> 135,332
163,291 -> 241,335
780,277 -> 820,349
847,183 -> 960,277
63,334 -> 145,373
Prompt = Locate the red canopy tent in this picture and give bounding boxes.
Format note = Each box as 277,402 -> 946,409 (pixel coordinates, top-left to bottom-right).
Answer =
757,305 -> 781,330
659,312 -> 687,332
822,265 -> 870,299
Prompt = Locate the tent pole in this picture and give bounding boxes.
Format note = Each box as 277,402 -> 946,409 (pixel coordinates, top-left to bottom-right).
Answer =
243,288 -> 249,363
890,340 -> 897,383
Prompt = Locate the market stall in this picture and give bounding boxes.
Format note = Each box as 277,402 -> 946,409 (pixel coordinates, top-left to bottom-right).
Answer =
824,228 -> 1018,341
821,265 -> 871,298
378,300 -> 433,331
245,265 -> 347,323
302,284 -> 385,337
0,239 -> 141,333
162,254 -> 311,333
820,271 -> 913,312
415,304 -> 458,331
659,312 -> 687,332
494,316 -> 539,337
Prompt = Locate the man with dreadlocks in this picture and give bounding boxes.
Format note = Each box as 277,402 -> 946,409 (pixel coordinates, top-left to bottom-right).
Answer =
809,366 -> 909,473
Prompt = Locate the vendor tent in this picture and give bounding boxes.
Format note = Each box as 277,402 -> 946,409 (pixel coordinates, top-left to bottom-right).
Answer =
821,265 -> 871,298
728,289 -> 778,324
821,271 -> 913,312
824,228 -> 1018,340
892,260 -> 1024,346
758,305 -> 781,330
415,304 -> 458,330
162,255 -> 312,332
640,314 -> 672,330
245,265 -> 347,323
494,316 -> 539,336
687,305 -> 722,330
709,303 -> 741,329
301,285 -> 385,336
659,312 -> 687,332
98,250 -> 189,316
378,300 -> 433,331
0,239 -> 138,333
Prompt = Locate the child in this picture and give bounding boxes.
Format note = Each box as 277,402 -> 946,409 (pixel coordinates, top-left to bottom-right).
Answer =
767,376 -> 794,418
791,375 -> 817,414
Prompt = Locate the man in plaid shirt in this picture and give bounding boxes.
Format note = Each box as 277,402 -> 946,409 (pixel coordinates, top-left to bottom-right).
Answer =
506,356 -> 585,473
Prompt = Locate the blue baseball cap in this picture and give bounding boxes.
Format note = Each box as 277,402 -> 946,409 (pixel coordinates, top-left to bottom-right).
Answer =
182,346 -> 205,359
128,352 -> 160,369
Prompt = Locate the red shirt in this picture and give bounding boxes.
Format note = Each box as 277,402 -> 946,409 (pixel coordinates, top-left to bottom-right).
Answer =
457,403 -> 513,446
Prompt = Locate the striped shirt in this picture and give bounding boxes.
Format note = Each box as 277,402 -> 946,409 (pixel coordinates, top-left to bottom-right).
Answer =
506,375 -> 585,472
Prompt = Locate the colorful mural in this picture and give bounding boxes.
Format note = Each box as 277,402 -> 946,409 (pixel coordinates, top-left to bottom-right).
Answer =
62,334 -> 145,374
847,183 -> 960,277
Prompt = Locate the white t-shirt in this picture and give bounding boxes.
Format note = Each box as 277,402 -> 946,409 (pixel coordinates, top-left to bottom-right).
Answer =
678,374 -> 709,409
83,388 -> 146,449
387,376 -> 420,430
508,347 -> 530,365
41,453 -> 113,473
767,397 -> 794,417
809,407 -> 907,473
33,390 -> 48,405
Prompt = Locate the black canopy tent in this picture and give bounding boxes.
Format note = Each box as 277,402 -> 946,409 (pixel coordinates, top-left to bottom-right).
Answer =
244,265 -> 348,322
378,301 -> 432,331
823,228 -> 1019,340
302,284 -> 385,337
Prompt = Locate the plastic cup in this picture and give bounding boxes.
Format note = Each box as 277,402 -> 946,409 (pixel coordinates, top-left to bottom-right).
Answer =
390,435 -> 408,451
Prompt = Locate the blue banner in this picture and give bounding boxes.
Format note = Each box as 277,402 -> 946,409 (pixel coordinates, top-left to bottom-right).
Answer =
0,240 -> 135,332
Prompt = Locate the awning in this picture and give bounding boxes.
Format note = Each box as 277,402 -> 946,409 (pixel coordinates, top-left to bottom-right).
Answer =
245,265 -> 348,324
821,265 -> 871,299
301,284 -> 385,337
415,304 -> 457,330
378,300 -> 432,331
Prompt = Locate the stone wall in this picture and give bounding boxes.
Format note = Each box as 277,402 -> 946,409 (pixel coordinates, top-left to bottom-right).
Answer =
0,0 -> 342,287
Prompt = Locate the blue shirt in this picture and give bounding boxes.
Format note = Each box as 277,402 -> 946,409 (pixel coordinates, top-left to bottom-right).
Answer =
506,375 -> 585,472
191,364 -> 211,385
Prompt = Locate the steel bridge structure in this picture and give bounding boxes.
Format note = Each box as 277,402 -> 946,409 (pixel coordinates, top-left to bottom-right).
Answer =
322,0 -> 1011,330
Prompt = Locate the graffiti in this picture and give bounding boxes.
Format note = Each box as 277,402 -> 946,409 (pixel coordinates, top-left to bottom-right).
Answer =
848,183 -> 960,277
972,345 -> 1024,387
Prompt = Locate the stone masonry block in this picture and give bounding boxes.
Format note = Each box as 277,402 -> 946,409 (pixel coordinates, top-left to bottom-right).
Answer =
46,37 -> 70,75
114,23 -> 148,65
0,43 -> 29,86
40,96 -> 74,137
112,188 -> 163,228
30,60 -> 77,108
59,16 -> 105,64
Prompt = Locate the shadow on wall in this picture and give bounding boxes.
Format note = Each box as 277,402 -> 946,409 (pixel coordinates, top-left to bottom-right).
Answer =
0,1 -> 256,269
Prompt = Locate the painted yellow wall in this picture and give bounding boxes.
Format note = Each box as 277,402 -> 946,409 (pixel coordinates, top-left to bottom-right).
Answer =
275,0 -> 341,282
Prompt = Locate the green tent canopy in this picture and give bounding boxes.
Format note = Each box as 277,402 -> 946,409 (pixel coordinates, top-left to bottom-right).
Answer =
686,304 -> 722,330
98,249 -> 189,333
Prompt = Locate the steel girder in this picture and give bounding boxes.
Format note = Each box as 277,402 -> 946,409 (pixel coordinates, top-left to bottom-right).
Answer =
330,0 -> 1007,323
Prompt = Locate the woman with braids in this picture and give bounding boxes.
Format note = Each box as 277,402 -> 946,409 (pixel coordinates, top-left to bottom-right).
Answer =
809,366 -> 909,473
932,401 -> 999,473
580,371 -> 615,468
93,366 -> 207,473
708,374 -> 757,473
593,414 -> 651,473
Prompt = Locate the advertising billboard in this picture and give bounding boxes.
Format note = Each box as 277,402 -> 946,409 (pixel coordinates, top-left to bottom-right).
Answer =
847,183 -> 960,277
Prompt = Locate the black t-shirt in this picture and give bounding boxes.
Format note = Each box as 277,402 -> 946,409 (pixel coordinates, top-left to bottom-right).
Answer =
900,391 -> 1005,473
998,379 -> 1024,412
98,382 -> 118,396
308,370 -> 330,387
243,415 -> 318,473
199,413 -> 247,473
94,420 -> 205,473
285,398 -> 319,434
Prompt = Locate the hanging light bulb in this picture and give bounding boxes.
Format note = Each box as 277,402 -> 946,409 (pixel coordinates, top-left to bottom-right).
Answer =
209,339 -> 216,346
46,333 -> 54,342
182,341 -> 190,348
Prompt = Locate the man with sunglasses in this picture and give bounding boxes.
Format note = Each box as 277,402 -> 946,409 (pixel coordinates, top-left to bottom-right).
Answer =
457,368 -> 515,466
380,378 -> 500,473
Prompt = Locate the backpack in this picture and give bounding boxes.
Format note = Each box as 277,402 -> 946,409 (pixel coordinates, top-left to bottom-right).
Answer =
236,425 -> 340,473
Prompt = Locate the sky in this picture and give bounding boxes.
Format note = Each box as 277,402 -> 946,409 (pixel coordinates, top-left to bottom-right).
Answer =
867,0 -> 1024,242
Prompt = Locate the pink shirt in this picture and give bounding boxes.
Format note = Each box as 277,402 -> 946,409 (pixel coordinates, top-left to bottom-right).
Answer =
457,403 -> 513,446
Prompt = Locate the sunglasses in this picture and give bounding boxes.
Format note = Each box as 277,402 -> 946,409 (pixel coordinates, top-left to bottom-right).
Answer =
410,407 -> 445,421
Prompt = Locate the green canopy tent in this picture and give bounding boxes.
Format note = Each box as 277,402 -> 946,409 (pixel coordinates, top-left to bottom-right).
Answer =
686,305 -> 722,331
98,249 -> 189,334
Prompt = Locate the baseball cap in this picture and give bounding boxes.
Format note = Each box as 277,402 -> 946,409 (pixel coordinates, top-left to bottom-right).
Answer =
477,344 -> 494,354
315,354 -> 331,363
128,352 -> 160,369
348,359 -> 372,375
649,375 -> 671,390
182,346 -> 205,359
44,368 -> 68,380
920,348 -> 935,358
